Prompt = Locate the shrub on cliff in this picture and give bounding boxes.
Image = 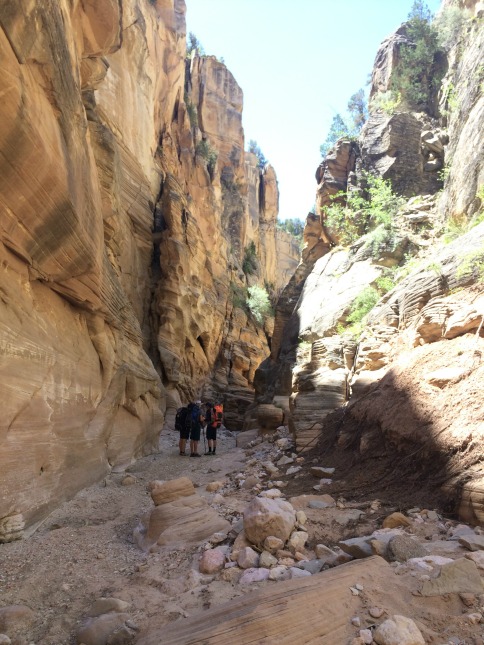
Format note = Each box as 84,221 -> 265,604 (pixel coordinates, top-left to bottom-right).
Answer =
247,285 -> 272,326
242,242 -> 258,275
195,139 -> 218,179
324,173 -> 404,246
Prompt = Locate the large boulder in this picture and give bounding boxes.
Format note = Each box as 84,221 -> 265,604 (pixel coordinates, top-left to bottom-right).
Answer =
243,497 -> 296,547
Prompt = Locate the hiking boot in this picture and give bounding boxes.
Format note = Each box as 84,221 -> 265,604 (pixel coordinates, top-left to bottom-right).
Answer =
205,451 -> 212,456
179,452 -> 187,456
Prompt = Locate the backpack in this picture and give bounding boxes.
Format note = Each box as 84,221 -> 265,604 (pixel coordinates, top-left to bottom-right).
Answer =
191,403 -> 201,426
214,403 -> 223,428
175,407 -> 189,432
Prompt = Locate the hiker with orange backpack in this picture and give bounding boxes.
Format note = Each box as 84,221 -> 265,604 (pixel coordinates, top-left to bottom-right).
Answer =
204,402 -> 223,455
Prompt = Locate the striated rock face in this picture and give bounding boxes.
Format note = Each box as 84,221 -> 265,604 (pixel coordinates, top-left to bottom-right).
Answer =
254,5 -> 484,519
0,1 -> 299,535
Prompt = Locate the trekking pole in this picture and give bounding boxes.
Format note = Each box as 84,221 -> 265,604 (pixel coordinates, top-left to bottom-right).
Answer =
202,426 -> 207,453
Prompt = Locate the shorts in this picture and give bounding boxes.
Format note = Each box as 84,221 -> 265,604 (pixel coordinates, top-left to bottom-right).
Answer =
190,424 -> 201,441
179,427 -> 190,440
206,425 -> 217,441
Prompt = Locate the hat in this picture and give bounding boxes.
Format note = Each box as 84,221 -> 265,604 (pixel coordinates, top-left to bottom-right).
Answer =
196,400 -> 202,406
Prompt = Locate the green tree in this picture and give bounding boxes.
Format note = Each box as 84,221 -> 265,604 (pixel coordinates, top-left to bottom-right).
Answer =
186,32 -> 205,57
390,1 -> 443,111
248,140 -> 268,169
320,114 -> 350,158
347,89 -> 368,130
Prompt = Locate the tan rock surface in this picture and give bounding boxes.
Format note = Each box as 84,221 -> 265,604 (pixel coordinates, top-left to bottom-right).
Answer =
137,557 -> 390,644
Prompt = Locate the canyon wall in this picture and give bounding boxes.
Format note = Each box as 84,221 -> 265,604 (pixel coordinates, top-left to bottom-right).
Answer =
253,1 -> 484,520
0,0 -> 299,540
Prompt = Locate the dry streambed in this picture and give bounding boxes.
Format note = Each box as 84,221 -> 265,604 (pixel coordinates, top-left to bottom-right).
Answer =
1,427 -> 484,645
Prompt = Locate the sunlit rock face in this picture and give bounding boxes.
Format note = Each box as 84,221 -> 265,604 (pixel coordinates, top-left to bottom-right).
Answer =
254,4 -> 484,520
0,1 -> 299,536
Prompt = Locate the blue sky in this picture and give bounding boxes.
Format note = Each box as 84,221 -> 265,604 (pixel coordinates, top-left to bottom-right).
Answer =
186,0 -> 442,221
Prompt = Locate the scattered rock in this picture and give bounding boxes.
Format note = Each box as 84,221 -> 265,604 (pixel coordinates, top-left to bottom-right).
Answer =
76,613 -> 130,645
310,466 -> 335,478
373,615 -> 425,645
286,466 -> 301,475
268,566 -> 290,581
458,534 -> 484,552
263,536 -> 284,552
276,456 -> 293,466
287,531 -> 308,553
382,512 -> 411,529
239,568 -> 270,585
459,592 -> 476,607
206,481 -> 225,492
259,551 -> 278,568
387,535 -> 426,562
421,557 -> 484,596
359,629 -> 373,644
296,559 -> 324,574
199,549 -> 225,574
87,598 -> 129,617
220,567 -> 243,583
338,537 -> 373,559
121,475 -> 137,486
369,607 -> 384,619
334,509 -> 364,526
243,497 -> 296,547
237,547 -> 260,569
465,551 -> 484,570
0,635 -> 11,645
0,606 -> 36,635
289,567 -> 311,579
308,500 -> 332,509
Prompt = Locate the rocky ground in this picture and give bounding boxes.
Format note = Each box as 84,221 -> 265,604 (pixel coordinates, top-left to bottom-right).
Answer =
1,426 -> 484,645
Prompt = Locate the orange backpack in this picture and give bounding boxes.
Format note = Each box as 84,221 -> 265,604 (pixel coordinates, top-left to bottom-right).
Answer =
213,403 -> 223,427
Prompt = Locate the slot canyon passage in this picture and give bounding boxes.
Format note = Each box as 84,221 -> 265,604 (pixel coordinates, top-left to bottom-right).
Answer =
0,0 -> 484,644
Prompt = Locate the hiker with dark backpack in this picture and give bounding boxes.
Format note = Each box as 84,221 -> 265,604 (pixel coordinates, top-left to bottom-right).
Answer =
205,402 -> 223,455
175,405 -> 192,456
189,400 -> 204,457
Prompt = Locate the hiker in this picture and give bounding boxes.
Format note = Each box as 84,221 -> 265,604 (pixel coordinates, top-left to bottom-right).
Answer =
175,404 -> 192,456
205,401 -> 223,455
189,400 -> 204,457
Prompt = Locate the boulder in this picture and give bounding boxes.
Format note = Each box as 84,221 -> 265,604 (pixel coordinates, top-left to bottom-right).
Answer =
149,478 -> 195,506
237,547 -> 260,569
387,536 -> 426,562
0,606 -> 35,636
373,615 -> 425,645
243,497 -> 296,547
76,613 -> 131,645
87,598 -> 129,617
382,512 -> 411,529
199,549 -> 225,575
138,496 -> 230,550
420,557 -> 484,596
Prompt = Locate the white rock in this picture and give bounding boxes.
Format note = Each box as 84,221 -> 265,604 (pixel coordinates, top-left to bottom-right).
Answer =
286,466 -> 302,475
296,510 -> 307,525
288,531 -> 308,553
289,567 -> 311,578
239,568 -> 270,585
351,616 -> 361,627
268,566 -> 290,581
259,488 -> 282,499
359,629 -> 373,644
373,615 -> 425,645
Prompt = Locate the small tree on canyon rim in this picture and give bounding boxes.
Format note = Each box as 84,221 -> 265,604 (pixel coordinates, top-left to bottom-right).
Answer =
248,140 -> 268,169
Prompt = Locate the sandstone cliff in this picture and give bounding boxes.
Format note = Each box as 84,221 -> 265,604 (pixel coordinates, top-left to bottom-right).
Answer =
0,0 -> 299,540
253,0 -> 484,521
